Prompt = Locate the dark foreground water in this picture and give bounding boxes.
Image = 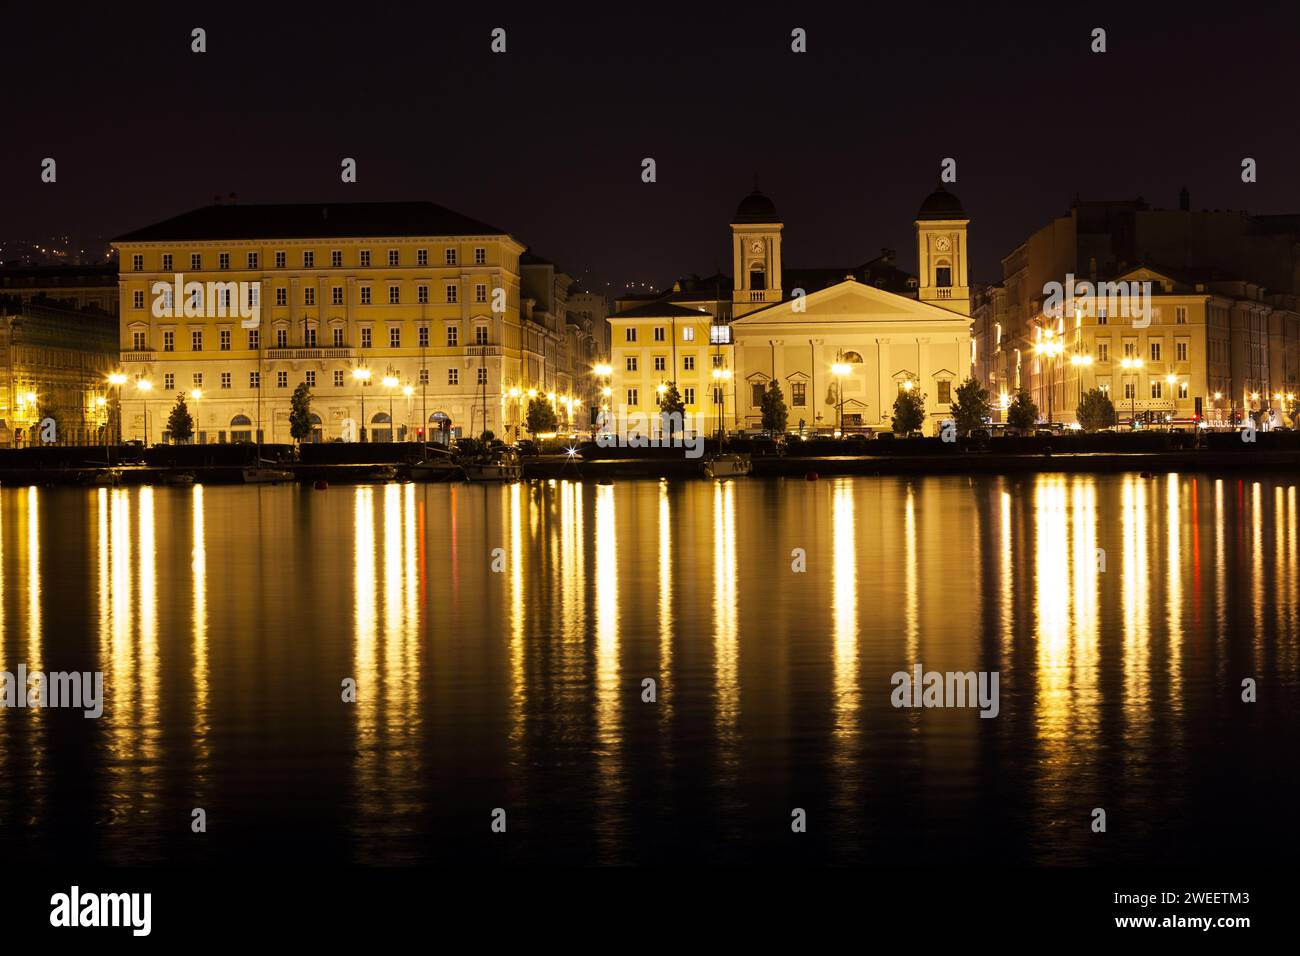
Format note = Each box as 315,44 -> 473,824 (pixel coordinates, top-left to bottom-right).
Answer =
0,473 -> 1295,865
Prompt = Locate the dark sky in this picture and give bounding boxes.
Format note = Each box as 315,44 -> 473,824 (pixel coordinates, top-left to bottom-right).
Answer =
4,1 -> 1299,293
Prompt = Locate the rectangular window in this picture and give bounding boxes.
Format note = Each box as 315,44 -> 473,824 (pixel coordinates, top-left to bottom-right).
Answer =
332,327 -> 344,347
360,250 -> 371,267
388,286 -> 400,305
248,285 -> 259,310
1123,340 -> 1136,358
654,327 -> 665,341
331,250 -> 343,268
132,330 -> 146,349
250,371 -> 260,389
625,328 -> 637,343
304,327 -> 317,347
133,290 -> 145,310
361,328 -> 372,348
162,253 -> 173,271
305,371 -> 316,388
221,372 -> 231,389
191,253 -> 202,270
1096,341 -> 1109,363
360,287 -> 372,305
477,367 -> 487,385
163,330 -> 174,352
274,251 -> 285,269
132,254 -> 144,271
447,326 -> 458,347
475,284 -> 487,303
191,330 -> 203,351
1150,341 -> 1162,362
417,249 -> 428,266
752,383 -> 765,407
1151,381 -> 1162,399
448,369 -> 460,385
419,368 -> 429,385
712,354 -> 723,368
1176,306 -> 1188,324
475,326 -> 488,345
333,370 -> 344,387
164,373 -> 174,390
276,287 -> 287,306
1178,381 -> 1188,398
248,329 -> 259,349
445,248 -> 457,265
1097,312 -> 1108,326
938,380 -> 952,404
220,329 -> 231,351
446,285 -> 458,303
388,249 -> 400,267
303,251 -> 315,268
712,386 -> 723,404
792,382 -> 806,406
218,253 -> 230,270
1176,341 -> 1188,362
418,285 -> 429,304
683,387 -> 695,405
276,328 -> 288,348
627,388 -> 639,406
474,247 -> 486,264
654,356 -> 666,371
626,356 -> 638,372
304,288 -> 316,306
710,325 -> 731,344
682,327 -> 695,342
683,355 -> 695,371
418,326 -> 429,348
193,373 -> 203,388
389,327 -> 401,348
332,286 -> 344,305
277,371 -> 288,388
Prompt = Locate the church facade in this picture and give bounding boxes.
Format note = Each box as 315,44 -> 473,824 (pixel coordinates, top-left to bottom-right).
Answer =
607,187 -> 974,436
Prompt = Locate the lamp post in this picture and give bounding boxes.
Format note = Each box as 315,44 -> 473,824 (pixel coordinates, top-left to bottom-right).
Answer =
1121,357 -> 1143,428
403,384 -> 414,442
353,366 -> 371,441
108,372 -> 127,445
1070,353 -> 1093,421
1035,333 -> 1064,424
594,363 -> 612,435
831,360 -> 850,436
190,388 -> 202,445
382,373 -> 399,443
137,379 -> 153,444
94,396 -> 107,446
711,366 -> 732,440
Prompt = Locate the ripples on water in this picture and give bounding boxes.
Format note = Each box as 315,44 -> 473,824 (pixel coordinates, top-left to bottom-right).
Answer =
0,474 -> 1295,864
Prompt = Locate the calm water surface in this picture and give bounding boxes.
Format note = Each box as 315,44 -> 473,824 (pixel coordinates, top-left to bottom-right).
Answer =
0,473 -> 1296,864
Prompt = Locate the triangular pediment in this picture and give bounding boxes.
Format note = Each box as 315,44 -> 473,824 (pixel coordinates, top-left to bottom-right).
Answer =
731,279 -> 968,327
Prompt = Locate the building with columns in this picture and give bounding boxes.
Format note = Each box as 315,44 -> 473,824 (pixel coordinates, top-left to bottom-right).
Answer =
112,200 -> 598,444
608,186 -> 974,434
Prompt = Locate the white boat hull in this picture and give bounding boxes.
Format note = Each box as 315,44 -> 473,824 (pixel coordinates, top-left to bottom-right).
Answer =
703,454 -> 752,479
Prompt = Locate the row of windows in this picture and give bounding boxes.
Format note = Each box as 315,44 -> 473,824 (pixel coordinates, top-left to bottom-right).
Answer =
1112,339 -> 1192,362
621,325 -> 730,344
158,367 -> 488,391
131,325 -> 491,351
1114,381 -> 1191,400
132,282 -> 489,310
130,247 -> 490,272
624,353 -> 725,372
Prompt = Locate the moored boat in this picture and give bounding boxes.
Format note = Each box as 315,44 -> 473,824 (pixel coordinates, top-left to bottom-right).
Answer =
243,466 -> 294,484
461,447 -> 522,482
703,452 -> 752,479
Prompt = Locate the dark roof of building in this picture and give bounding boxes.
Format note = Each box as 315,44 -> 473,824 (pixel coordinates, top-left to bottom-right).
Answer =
917,185 -> 966,221
611,301 -> 711,319
113,201 -> 510,243
733,190 -> 781,224
0,263 -> 117,287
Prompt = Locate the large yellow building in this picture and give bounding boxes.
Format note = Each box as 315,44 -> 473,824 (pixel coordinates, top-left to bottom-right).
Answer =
608,187 -> 973,434
112,200 -> 593,444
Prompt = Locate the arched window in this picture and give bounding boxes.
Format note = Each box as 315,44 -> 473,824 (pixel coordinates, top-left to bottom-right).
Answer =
230,414 -> 252,427
842,351 -> 864,364
371,412 -> 391,424
935,259 -> 952,288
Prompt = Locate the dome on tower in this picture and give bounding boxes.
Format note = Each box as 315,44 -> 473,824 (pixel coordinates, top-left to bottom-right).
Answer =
733,189 -> 781,224
916,185 -> 966,221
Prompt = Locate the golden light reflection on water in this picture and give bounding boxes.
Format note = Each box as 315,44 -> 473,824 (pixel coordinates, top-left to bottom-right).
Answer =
2,471 -> 1298,864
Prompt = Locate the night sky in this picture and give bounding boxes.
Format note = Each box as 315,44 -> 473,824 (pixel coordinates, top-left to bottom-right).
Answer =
4,1 -> 1299,292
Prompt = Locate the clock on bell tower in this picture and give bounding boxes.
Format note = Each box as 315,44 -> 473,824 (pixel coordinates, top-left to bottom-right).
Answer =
914,185 -> 971,317
731,189 -> 783,316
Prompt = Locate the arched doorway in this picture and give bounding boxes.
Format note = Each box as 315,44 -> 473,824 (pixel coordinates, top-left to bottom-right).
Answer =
309,413 -> 323,444
429,411 -> 453,445
230,414 -> 253,443
371,411 -> 392,443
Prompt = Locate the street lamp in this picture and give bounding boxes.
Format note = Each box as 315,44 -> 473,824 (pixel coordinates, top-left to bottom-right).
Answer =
1035,334 -> 1064,423
831,361 -> 850,436
1121,357 -> 1143,427
382,374 -> 399,443
711,366 -> 732,439
137,379 -> 153,444
403,383 -> 414,441
353,366 -> 372,441
108,372 -> 127,445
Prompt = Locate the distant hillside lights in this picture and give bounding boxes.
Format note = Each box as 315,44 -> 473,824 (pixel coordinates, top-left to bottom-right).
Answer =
151,273 -> 260,327
1042,274 -> 1153,328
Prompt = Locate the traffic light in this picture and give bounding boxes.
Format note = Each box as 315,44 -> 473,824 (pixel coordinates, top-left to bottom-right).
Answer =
1194,396 -> 1203,420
